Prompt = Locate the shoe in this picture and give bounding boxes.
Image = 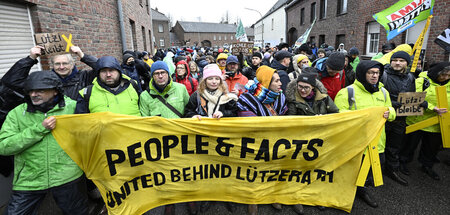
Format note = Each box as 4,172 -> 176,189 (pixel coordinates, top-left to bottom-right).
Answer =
293,204 -> 304,214
385,169 -> 408,186
200,201 -> 212,213
164,204 -> 175,215
224,202 -> 236,213
399,163 -> 410,176
357,188 -> 378,208
421,166 -> 440,181
187,202 -> 198,215
248,204 -> 258,215
271,203 -> 282,210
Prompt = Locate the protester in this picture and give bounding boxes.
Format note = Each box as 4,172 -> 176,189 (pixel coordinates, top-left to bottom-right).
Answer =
223,55 -> 248,96
380,51 -> 415,186
348,47 -> 360,70
174,60 -> 198,96
371,43 -> 396,60
142,51 -> 154,67
400,62 -> 450,181
242,52 -> 263,80
122,53 -> 143,90
278,42 -> 290,51
185,64 -> 238,119
0,71 -> 87,214
216,53 -> 228,71
344,54 -> 356,87
163,51 -> 176,76
287,73 -> 339,115
189,61 -> 202,81
337,43 -> 347,55
317,48 -> 326,59
289,54 -> 311,81
270,50 -> 293,92
75,56 -> 141,116
205,55 -> 215,64
316,52 -> 346,100
335,60 -> 396,208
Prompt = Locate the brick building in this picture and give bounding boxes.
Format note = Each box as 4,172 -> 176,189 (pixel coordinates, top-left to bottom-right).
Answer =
171,21 -> 254,48
151,8 -> 170,50
285,0 -> 449,63
0,0 -> 154,76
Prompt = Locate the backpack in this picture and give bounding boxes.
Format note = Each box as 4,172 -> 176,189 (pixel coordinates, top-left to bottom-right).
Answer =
347,85 -> 386,110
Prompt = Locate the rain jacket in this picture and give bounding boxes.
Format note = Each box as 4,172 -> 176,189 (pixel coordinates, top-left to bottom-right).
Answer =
406,71 -> 450,133
174,60 -> 198,96
0,96 -> 82,191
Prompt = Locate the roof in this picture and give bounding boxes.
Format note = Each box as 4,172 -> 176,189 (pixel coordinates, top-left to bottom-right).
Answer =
177,21 -> 237,33
151,9 -> 169,21
256,0 -> 290,23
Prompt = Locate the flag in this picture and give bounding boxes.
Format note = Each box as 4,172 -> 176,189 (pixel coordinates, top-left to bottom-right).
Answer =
235,19 -> 248,42
373,0 -> 435,41
295,18 -> 316,47
434,28 -> 450,53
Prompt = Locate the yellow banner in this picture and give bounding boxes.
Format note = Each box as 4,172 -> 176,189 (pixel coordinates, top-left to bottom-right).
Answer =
52,107 -> 387,214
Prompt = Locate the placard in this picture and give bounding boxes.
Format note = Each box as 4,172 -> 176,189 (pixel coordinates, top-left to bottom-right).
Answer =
397,92 -> 426,116
34,32 -> 73,56
231,42 -> 254,54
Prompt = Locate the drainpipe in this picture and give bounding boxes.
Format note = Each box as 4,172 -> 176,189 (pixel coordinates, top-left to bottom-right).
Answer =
117,0 -> 127,52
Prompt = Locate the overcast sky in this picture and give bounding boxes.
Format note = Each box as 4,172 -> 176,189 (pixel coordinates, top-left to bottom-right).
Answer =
150,0 -> 279,27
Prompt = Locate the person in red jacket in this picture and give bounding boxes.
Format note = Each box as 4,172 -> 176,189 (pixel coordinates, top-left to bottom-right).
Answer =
316,52 -> 346,100
174,60 -> 198,96
223,55 -> 248,96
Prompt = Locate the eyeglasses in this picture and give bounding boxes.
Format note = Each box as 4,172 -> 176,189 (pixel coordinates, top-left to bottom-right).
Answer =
367,71 -> 380,76
53,62 -> 70,67
153,71 -> 167,77
297,85 -> 311,91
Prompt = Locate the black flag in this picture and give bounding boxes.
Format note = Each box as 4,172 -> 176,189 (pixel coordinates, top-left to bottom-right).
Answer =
434,28 -> 450,53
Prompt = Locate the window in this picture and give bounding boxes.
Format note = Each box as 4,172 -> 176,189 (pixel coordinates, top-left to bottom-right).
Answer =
158,24 -> 164,33
366,22 -> 380,56
319,35 -> 325,47
271,18 -> 274,30
130,19 -> 137,51
160,39 -> 165,47
335,34 -> 345,48
231,36 -> 233,40
142,26 -> 147,50
300,8 -> 305,25
214,35 -> 216,40
337,0 -> 348,15
219,35 -> 221,40
310,2 -> 316,23
319,0 -> 327,19
224,35 -> 227,40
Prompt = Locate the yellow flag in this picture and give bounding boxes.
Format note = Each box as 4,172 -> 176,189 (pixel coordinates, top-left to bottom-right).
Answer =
52,107 -> 386,214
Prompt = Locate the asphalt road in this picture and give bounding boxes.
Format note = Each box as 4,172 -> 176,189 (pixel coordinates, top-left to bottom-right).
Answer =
26,148 -> 450,215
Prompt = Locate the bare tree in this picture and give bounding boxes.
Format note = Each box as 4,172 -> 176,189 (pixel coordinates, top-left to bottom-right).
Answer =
220,10 -> 230,24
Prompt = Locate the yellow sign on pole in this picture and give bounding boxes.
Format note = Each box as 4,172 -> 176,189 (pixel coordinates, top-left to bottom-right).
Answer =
410,15 -> 433,74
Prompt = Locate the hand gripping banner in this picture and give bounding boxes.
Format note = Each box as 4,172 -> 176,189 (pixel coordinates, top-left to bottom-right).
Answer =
52,107 -> 387,214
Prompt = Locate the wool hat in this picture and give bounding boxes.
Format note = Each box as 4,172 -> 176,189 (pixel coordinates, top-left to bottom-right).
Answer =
390,51 -> 411,65
296,54 -> 310,64
297,73 -> 316,88
255,65 -> 277,89
264,52 -> 271,59
202,64 -> 222,80
326,52 -> 345,71
278,42 -> 289,50
274,50 -> 293,61
349,47 -> 359,55
150,61 -> 169,76
252,52 -> 263,59
226,55 -> 239,65
317,48 -> 326,54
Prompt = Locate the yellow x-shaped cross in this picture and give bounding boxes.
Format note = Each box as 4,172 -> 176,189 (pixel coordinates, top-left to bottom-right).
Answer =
62,34 -> 73,52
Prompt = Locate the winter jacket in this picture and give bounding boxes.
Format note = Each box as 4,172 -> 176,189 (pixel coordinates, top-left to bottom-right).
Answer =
237,92 -> 288,117
184,91 -> 238,118
174,61 -> 198,96
0,96 -> 83,191
140,80 -> 190,118
406,72 -> 450,133
286,87 -> 339,116
380,65 -> 416,112
122,64 -> 142,90
344,65 -> 356,87
270,59 -> 291,92
349,56 -> 360,71
335,80 -> 396,153
242,64 -> 259,81
316,58 -> 345,100
225,72 -> 248,96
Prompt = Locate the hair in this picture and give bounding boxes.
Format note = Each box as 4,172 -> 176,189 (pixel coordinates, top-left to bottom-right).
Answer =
206,55 -> 215,64
51,54 -> 75,65
198,76 -> 228,96
188,61 -> 199,73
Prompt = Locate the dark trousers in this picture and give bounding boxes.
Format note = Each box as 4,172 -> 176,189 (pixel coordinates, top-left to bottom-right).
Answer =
385,120 -> 407,171
400,130 -> 442,168
5,176 -> 88,215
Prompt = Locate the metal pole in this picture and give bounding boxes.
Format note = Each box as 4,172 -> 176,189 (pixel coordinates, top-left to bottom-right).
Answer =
117,0 -> 127,53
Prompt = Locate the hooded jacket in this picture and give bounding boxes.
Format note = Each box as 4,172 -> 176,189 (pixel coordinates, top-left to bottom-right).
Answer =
334,60 -> 396,153
0,96 -> 82,191
270,59 -> 291,92
381,65 -> 415,111
286,85 -> 339,116
316,58 -> 345,100
174,60 -> 198,96
122,54 -> 142,90
406,70 -> 450,132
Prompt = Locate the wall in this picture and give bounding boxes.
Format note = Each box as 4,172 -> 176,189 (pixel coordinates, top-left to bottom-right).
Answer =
255,7 -> 287,47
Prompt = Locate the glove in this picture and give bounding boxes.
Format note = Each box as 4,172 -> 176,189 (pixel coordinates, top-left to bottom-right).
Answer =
419,101 -> 428,109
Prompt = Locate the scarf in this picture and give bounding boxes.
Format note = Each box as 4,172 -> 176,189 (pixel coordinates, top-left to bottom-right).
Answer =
201,89 -> 237,117
245,78 -> 280,104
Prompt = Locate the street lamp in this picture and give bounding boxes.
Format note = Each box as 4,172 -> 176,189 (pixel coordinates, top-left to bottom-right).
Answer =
245,7 -> 264,48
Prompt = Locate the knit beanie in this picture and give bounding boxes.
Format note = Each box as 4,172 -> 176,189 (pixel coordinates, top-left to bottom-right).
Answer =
123,53 -> 134,65
274,50 -> 293,61
255,65 -> 276,89
326,52 -> 345,71
252,52 -> 263,59
390,51 -> 411,65
150,61 -> 169,76
202,64 -> 222,80
297,73 -> 316,88
296,54 -> 310,64
349,47 -> 359,55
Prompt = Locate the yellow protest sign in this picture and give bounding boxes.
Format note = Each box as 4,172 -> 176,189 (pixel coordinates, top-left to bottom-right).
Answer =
34,32 -> 72,56
52,107 -> 387,214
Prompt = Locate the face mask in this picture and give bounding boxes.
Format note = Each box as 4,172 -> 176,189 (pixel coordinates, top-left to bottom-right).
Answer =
128,61 -> 135,66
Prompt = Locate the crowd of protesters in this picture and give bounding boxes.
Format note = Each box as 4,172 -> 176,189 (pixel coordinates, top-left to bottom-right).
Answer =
0,39 -> 449,215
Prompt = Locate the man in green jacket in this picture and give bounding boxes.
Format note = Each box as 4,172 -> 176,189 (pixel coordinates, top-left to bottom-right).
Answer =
0,71 -> 87,214
140,61 -> 189,118
335,60 -> 396,209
